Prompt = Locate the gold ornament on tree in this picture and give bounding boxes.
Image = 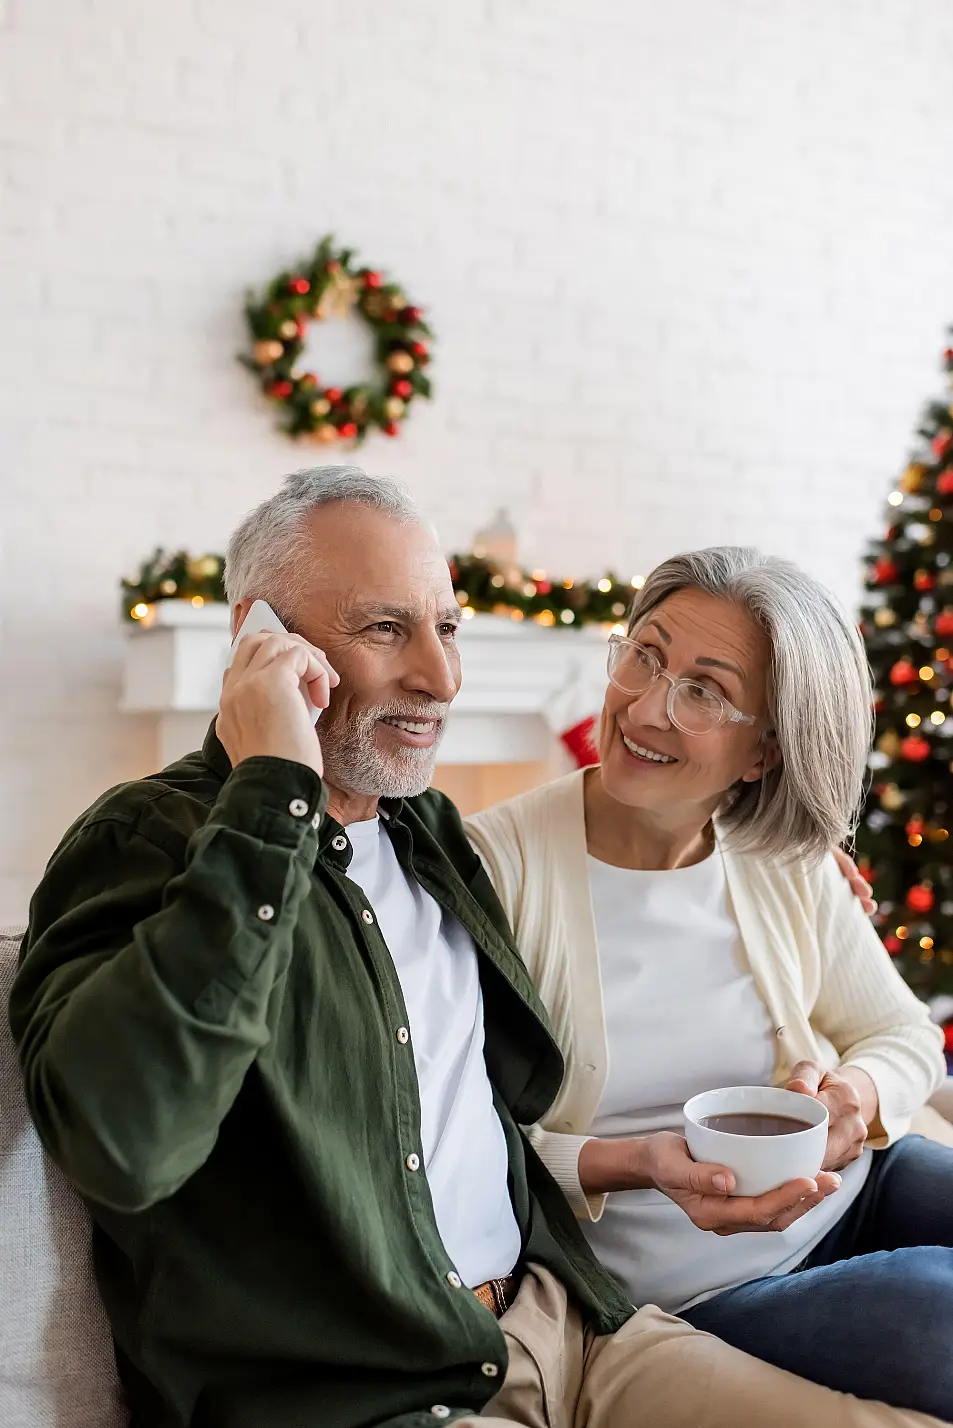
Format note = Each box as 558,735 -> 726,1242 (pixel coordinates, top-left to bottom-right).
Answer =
874,607 -> 897,628
876,730 -> 902,758
900,463 -> 926,493
880,784 -> 905,811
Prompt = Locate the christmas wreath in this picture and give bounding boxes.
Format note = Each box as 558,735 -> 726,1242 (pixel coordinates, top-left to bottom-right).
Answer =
239,236 -> 433,444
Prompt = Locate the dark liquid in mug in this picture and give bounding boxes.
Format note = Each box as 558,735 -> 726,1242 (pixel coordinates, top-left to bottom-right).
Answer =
699,1112 -> 812,1136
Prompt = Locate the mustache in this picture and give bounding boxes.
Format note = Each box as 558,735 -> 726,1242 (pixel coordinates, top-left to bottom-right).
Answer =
369,702 -> 449,722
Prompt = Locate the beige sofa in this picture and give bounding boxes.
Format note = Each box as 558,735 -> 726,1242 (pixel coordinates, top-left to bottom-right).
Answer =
2,926 -> 953,1428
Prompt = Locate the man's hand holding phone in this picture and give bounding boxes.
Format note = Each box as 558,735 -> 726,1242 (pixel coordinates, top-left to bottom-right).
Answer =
217,625 -> 338,779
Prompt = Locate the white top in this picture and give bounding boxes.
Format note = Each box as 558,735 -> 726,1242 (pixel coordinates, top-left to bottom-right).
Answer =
464,770 -> 945,1232
344,816 -> 521,1288
583,849 -> 870,1312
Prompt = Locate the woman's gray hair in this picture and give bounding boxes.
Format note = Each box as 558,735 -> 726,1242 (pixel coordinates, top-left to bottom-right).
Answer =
224,464 -> 421,620
627,547 -> 873,863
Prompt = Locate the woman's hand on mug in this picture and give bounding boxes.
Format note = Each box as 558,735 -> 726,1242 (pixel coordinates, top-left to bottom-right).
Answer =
578,1132 -> 841,1235
785,1061 -> 869,1172
642,1131 -> 841,1235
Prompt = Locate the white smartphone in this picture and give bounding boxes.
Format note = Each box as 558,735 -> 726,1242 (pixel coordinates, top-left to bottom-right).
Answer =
226,599 -> 322,724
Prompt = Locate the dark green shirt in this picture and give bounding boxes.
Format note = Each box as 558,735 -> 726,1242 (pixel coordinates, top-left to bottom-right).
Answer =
10,725 -> 631,1428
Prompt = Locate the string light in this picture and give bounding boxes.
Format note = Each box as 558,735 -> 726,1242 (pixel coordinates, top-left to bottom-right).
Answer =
937,648 -> 950,660
522,582 -> 537,597
906,713 -> 922,727
887,491 -> 904,507
920,936 -> 934,951
931,508 -> 943,521
131,603 -> 150,620
562,579 -> 574,591
490,574 -> 505,588
560,609 -> 575,625
909,833 -> 923,847
191,596 -> 205,608
537,610 -> 556,626
896,926 -> 909,939
610,623 -> 627,637
919,666 -> 935,680
510,608 -> 524,621
531,569 -> 547,581
456,591 -> 470,606
931,710 -> 946,725
461,605 -> 476,620
597,578 -> 613,593
630,575 -> 646,589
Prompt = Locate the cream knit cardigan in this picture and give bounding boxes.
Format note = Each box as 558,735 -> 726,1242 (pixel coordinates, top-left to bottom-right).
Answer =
465,769 -> 948,1221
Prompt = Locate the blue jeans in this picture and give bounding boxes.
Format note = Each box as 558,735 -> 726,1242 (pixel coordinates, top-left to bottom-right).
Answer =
682,1135 -> 953,1420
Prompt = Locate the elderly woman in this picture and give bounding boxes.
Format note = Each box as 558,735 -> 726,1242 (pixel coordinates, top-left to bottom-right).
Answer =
466,546 -> 952,1419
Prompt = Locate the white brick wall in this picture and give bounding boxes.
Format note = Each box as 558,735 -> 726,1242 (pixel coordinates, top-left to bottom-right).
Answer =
2,0 -> 953,920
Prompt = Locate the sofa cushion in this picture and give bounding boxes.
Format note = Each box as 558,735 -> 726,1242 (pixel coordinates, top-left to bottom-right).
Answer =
0,929 -> 128,1428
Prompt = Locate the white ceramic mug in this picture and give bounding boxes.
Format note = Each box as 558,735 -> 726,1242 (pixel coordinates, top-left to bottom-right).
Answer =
683,1085 -> 829,1197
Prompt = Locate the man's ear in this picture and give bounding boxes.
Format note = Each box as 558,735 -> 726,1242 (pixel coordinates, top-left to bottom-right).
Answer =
740,732 -> 781,785
231,599 -> 254,640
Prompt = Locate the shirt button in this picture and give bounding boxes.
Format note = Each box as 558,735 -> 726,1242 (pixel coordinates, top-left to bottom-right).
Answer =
430,1410 -> 450,1421
446,1270 -> 462,1288
776,1026 -> 786,1038
256,904 -> 275,921
361,909 -> 375,925
481,1362 -> 500,1378
396,1026 -> 410,1044
311,812 -> 321,830
405,1152 -> 420,1172
331,834 -> 348,852
288,799 -> 309,818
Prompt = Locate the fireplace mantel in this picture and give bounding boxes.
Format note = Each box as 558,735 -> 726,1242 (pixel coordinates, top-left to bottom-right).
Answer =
120,602 -> 611,767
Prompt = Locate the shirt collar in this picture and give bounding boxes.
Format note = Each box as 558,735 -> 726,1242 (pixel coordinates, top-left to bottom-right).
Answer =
200,719 -> 406,837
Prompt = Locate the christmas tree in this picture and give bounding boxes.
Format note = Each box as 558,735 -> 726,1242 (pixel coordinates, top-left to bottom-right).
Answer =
857,332 -> 953,1064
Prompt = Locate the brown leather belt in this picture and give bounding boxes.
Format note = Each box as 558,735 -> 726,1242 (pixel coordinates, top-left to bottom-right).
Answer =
472,1274 -> 520,1318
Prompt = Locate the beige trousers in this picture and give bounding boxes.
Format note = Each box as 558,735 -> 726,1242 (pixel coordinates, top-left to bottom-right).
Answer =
463,1266 -> 946,1428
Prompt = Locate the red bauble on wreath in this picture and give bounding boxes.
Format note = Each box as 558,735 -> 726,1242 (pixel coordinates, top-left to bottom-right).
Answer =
900,735 -> 931,762
240,235 -> 434,444
935,610 -> 953,638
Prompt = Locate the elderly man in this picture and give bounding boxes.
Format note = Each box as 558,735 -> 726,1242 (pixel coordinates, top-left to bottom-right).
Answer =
10,468 -> 938,1428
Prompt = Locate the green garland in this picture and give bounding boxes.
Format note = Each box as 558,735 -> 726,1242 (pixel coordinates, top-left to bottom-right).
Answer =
239,235 -> 433,444
122,549 -> 640,628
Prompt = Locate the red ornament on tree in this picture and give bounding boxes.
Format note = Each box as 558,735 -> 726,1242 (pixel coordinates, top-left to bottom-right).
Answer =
914,570 -> 936,592
937,470 -> 953,497
410,341 -> 430,362
337,422 -> 358,439
299,373 -> 318,389
382,421 -> 400,437
288,276 -> 311,295
900,735 -> 931,762
872,558 -> 899,585
399,305 -> 423,326
934,431 -> 953,459
889,659 -> 919,686
392,379 -> 413,399
935,611 -> 953,637
267,379 -> 294,399
363,270 -> 382,289
883,934 -> 903,956
325,388 -> 344,404
906,883 -> 935,915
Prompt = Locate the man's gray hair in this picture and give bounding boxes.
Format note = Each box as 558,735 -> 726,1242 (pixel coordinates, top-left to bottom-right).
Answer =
224,465 -> 421,620
627,547 -> 873,863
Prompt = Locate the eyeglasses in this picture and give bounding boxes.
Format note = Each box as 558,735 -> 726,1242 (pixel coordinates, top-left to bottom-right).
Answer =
606,634 -> 757,736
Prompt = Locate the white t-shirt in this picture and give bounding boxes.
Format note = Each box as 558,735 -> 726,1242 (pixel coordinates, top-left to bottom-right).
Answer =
344,815 -> 522,1289
582,847 -> 870,1314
